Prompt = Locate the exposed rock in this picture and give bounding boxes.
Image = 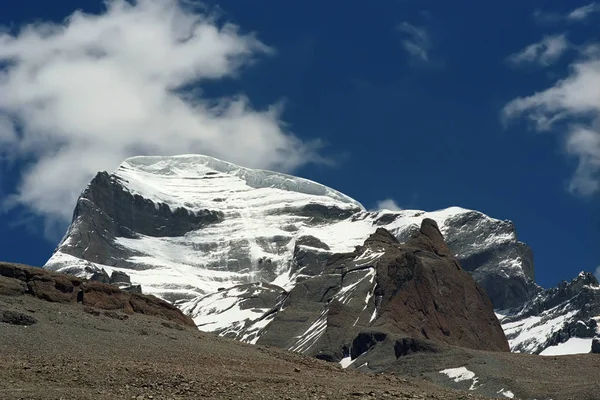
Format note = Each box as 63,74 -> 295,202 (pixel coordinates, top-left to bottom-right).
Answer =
440,211 -> 540,309
0,262 -> 195,327
592,337 -> 600,354
110,270 -> 131,285
256,220 -> 507,370
499,271 -> 600,354
371,222 -> 509,352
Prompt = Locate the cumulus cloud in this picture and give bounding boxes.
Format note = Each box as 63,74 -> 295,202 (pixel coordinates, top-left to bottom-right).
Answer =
508,34 -> 569,66
397,22 -> 430,63
0,0 -> 320,226
375,199 -> 403,212
503,50 -> 600,195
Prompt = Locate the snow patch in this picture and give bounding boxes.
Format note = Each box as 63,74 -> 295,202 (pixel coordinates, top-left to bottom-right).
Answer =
439,367 -> 479,391
497,389 -> 515,398
339,357 -> 355,369
539,337 -> 593,356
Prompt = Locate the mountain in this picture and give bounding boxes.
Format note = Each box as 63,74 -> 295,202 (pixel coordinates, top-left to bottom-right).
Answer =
43,154 -> 598,356
8,261 -> 600,400
498,271 -> 600,355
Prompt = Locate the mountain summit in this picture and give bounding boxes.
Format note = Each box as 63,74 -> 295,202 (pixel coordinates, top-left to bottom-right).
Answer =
43,154 -> 600,357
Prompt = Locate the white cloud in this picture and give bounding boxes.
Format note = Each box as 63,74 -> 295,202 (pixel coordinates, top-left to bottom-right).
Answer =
0,0 -> 320,225
508,34 -> 569,66
534,3 -> 599,24
375,199 -> 403,212
595,266 -> 600,281
568,3 -> 599,21
398,22 -> 430,63
503,50 -> 600,195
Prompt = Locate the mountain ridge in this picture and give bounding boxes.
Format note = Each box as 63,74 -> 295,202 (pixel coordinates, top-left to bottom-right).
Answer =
42,154 -> 599,357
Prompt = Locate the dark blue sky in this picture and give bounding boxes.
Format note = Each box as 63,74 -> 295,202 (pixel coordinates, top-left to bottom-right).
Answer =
1,0 -> 598,288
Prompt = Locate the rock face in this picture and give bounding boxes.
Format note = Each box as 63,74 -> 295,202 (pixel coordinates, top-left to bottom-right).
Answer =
499,272 -> 600,354
252,220 -> 508,365
0,262 -> 195,327
371,221 -> 508,351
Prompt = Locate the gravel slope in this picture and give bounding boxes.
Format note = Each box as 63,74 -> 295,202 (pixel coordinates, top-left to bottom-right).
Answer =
0,292 -> 490,400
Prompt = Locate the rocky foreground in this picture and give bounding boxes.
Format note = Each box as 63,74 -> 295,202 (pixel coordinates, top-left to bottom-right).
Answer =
0,262 -> 488,400
2,262 -> 600,400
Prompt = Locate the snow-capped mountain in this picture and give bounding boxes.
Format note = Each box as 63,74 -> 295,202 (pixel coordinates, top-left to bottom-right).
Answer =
43,154 -> 599,356
498,271 -> 600,355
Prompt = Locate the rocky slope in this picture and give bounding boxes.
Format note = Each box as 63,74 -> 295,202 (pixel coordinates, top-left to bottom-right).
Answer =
251,220 -> 508,364
3,269 -> 600,400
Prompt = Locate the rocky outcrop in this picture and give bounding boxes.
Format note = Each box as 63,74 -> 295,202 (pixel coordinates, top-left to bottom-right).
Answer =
592,336 -> 600,354
252,220 -> 508,369
0,262 -> 195,327
435,211 -> 540,310
370,220 -> 509,352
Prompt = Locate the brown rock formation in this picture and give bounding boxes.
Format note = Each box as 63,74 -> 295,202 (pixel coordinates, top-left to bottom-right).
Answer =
0,262 -> 195,327
372,219 -> 509,352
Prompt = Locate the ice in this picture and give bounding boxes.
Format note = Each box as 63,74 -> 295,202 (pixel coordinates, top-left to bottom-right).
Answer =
539,337 -> 593,356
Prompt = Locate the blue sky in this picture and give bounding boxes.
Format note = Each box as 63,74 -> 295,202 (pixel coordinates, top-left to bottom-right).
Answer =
0,0 -> 599,288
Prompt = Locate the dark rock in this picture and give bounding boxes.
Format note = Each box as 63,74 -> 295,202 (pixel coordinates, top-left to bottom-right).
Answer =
89,268 -> 110,284
296,236 -> 330,251
0,310 -> 37,326
370,222 -> 509,352
296,204 -> 358,223
104,310 -> 129,320
110,271 -> 131,285
259,219 -> 508,370
592,337 -> 600,354
351,331 -> 388,359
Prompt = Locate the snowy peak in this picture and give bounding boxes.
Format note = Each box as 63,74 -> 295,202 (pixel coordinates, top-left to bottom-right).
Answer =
117,155 -> 364,212
46,153 -> 539,351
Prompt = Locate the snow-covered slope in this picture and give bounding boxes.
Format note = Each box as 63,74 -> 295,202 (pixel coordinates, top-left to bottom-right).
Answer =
498,272 -> 600,354
45,154 -> 540,348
